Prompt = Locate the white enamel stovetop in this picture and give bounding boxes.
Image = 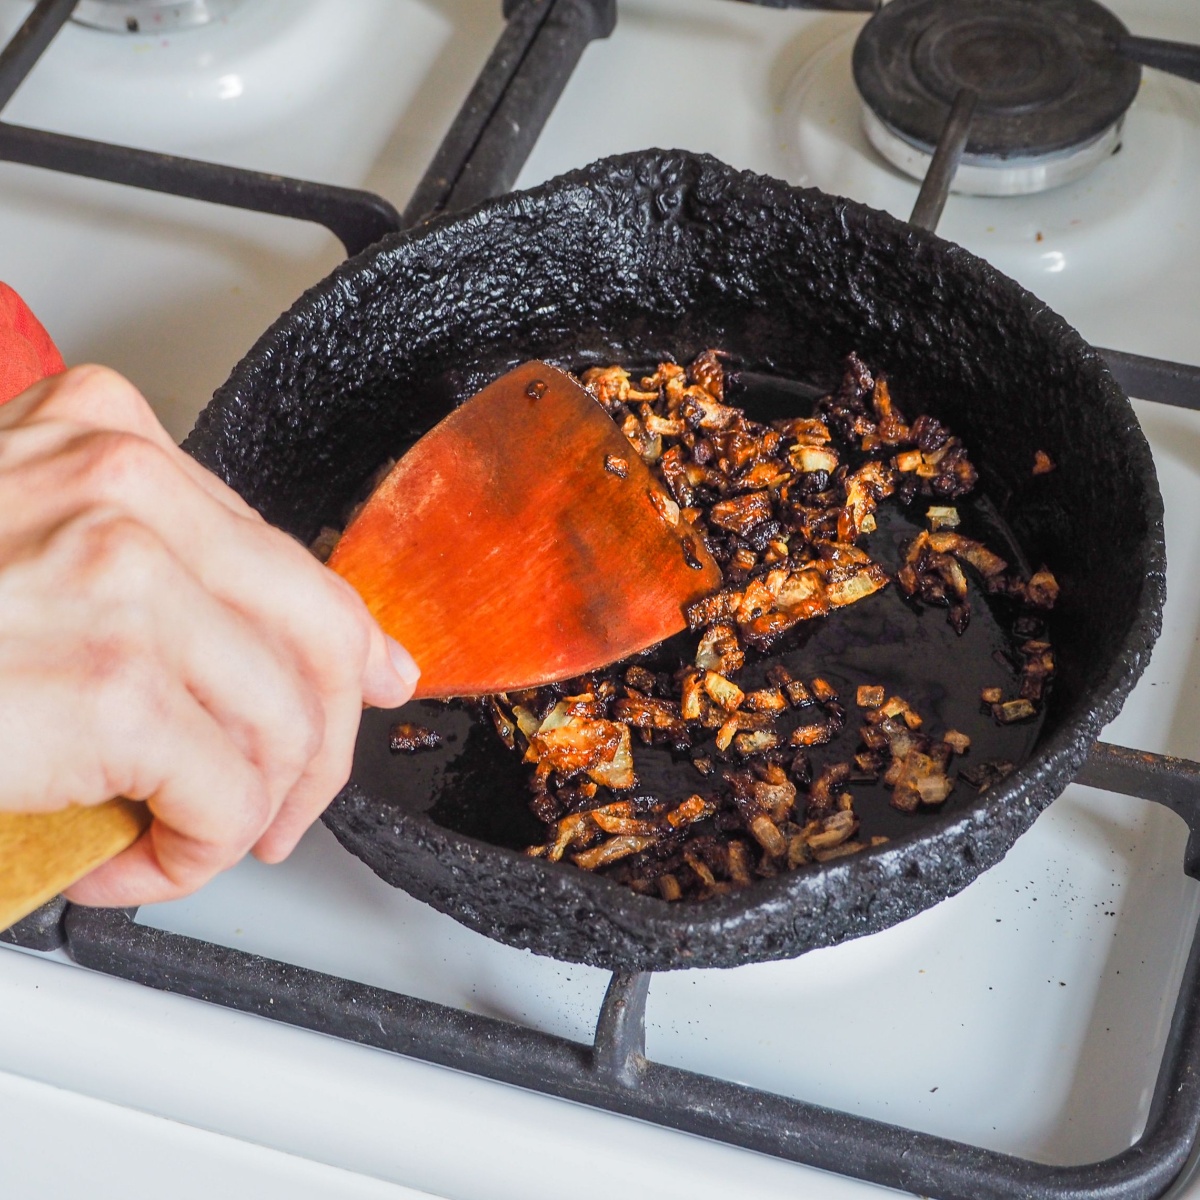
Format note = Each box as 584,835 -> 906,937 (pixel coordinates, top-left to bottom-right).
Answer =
1,2 -> 1199,1198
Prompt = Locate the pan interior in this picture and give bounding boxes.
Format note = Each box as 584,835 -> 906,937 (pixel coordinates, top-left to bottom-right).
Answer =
351,365 -> 1043,863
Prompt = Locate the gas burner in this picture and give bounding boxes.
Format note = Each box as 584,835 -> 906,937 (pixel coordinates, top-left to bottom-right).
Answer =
71,0 -> 241,34
852,0 -> 1140,196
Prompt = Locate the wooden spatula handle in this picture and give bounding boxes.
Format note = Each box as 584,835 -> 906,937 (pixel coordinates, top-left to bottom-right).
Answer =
0,799 -> 150,932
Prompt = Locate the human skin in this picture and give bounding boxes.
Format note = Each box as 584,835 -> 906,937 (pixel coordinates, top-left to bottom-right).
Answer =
0,365 -> 419,906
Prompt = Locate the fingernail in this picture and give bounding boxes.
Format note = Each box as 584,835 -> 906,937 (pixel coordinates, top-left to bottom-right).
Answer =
386,636 -> 421,690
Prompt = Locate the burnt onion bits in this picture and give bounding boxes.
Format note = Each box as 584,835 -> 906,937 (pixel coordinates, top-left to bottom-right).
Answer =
385,351 -> 1060,903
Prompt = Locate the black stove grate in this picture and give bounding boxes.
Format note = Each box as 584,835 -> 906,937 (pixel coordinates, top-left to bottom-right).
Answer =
5,3 -> 1200,1198
5,744 -> 1197,1200
0,0 -> 402,255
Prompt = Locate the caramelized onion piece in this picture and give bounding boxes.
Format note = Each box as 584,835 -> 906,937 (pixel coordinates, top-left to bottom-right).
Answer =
943,730 -> 971,754
573,835 -> 657,870
658,874 -> 683,901
993,698 -> 1038,724
459,350 -> 1057,900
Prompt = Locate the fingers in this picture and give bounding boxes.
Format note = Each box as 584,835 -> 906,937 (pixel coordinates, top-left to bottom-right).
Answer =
0,366 -> 421,900
0,367 -> 186,476
253,609 -> 418,865
251,680 -> 362,864
326,571 -> 422,707
0,419 -> 420,713
164,569 -> 328,824
37,513 -> 318,903
12,505 -> 317,789
63,692 -> 270,907
67,819 -> 259,907
2,472 -> 407,899
0,364 -> 259,519
0,387 -> 418,699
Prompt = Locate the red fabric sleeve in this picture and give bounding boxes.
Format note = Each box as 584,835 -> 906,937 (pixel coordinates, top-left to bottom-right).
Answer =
0,282 -> 65,404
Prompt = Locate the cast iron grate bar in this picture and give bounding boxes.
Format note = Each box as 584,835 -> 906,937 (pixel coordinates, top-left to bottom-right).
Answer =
3,1 -> 1199,411
907,103 -> 1200,411
1099,349 -> 1200,411
0,0 -> 400,256
1117,35 -> 1200,86
0,0 -> 75,112
401,0 -> 882,227
908,86 -> 977,232
28,741 -> 1200,1200
402,0 -> 616,227
0,123 -> 401,258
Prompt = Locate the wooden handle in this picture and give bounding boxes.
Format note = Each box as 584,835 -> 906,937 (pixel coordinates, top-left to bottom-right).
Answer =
0,799 -> 150,932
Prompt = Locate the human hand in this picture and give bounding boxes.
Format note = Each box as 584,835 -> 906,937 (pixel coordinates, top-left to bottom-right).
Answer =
0,365 -> 418,906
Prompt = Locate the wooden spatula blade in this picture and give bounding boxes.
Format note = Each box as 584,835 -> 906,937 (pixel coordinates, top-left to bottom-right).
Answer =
328,362 -> 721,698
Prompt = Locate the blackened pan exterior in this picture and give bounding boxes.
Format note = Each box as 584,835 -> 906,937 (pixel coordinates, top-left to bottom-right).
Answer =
186,151 -> 1165,971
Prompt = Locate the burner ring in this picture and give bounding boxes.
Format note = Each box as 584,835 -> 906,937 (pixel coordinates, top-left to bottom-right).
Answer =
911,14 -> 1082,114
853,0 -> 1140,160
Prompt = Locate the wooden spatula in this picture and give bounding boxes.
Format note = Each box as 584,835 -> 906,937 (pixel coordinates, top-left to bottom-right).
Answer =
0,801 -> 151,933
328,360 -> 720,696
0,361 -> 720,932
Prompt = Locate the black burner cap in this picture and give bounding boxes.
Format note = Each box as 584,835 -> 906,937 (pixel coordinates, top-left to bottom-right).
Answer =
852,0 -> 1141,160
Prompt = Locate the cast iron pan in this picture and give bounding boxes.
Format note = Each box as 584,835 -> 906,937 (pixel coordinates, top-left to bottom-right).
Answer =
185,150 -> 1165,971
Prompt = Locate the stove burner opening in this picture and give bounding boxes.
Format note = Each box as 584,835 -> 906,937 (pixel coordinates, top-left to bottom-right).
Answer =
852,0 -> 1140,196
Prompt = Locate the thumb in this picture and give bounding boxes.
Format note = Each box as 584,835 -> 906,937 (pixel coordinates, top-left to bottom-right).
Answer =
364,624 -> 421,708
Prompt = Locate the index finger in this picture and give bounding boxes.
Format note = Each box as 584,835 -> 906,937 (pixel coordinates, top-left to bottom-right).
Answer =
0,365 -> 260,520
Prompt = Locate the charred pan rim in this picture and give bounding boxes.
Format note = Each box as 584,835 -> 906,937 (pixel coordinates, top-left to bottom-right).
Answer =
190,150 -> 1166,971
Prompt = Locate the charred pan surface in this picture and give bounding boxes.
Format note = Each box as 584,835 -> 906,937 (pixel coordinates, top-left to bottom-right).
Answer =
506,351 -> 1056,900
186,150 -> 1165,971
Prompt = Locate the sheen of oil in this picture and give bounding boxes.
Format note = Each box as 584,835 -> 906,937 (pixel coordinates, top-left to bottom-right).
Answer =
351,368 -> 1046,853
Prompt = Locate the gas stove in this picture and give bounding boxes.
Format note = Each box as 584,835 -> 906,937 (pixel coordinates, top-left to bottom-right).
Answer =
2,2 -> 1200,1198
